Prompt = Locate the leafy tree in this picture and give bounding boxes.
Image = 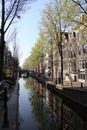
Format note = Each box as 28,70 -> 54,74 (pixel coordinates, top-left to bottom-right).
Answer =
39,0 -> 78,84
23,31 -> 47,72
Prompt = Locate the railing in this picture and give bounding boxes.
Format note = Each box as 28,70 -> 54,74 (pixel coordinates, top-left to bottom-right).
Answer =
0,80 -> 11,128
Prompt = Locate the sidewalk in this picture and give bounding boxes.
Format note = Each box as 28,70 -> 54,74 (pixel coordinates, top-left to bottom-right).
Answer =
63,81 -> 87,87
0,80 -> 19,130
53,80 -> 87,90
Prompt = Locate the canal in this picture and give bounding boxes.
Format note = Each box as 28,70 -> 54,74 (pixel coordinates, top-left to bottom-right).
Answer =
18,77 -> 59,130
18,77 -> 87,130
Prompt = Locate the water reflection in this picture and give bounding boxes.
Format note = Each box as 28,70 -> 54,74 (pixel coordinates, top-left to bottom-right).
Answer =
19,78 -> 59,130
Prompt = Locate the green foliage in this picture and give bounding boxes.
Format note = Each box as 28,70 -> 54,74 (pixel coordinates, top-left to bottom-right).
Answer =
23,0 -> 87,70
23,32 -> 46,69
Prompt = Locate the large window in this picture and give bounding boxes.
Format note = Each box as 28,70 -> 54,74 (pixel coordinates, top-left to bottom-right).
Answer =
80,74 -> 85,80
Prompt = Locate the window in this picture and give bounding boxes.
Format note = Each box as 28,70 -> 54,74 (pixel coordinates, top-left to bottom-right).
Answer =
78,61 -> 80,69
70,42 -> 72,48
80,74 -> 85,80
80,61 -> 82,69
83,44 -> 87,54
78,46 -> 81,55
82,61 -> 85,69
65,33 -> 68,40
83,74 -> 85,79
73,32 -> 76,38
86,61 -> 87,68
77,33 -> 81,42
81,74 -> 82,79
74,52 -> 76,57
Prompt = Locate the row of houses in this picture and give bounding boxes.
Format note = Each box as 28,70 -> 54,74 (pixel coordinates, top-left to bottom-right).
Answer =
30,14 -> 87,83
39,28 -> 87,83
56,28 -> 87,83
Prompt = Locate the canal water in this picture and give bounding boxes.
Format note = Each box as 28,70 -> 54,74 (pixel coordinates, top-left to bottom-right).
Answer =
18,78 -> 58,130
18,77 -> 87,130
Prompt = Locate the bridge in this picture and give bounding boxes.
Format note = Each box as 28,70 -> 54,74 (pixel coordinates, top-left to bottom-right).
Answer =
19,69 -> 30,78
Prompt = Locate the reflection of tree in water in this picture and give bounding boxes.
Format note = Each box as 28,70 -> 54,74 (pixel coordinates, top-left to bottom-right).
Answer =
24,78 -> 55,130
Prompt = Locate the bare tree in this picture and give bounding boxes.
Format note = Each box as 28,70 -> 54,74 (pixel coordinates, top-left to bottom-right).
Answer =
12,28 -> 20,71
0,0 -> 36,80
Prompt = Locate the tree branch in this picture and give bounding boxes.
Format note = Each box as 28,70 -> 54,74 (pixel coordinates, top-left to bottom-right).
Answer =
5,0 -> 20,33
4,0 -> 17,24
72,0 -> 87,14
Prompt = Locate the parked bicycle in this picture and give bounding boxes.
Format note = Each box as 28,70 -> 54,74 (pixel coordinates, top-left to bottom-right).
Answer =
0,79 -> 12,101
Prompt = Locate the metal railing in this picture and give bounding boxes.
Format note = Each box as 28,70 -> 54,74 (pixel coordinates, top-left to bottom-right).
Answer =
0,80 -> 11,128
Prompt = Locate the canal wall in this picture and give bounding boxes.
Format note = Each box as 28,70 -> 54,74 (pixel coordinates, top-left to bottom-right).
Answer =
47,83 -> 87,130
63,87 -> 87,105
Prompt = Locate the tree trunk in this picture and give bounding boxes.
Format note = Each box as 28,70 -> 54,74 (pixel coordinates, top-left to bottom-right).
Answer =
58,41 -> 63,85
60,42 -> 63,85
0,0 -> 5,81
0,43 -> 5,80
51,43 -> 53,82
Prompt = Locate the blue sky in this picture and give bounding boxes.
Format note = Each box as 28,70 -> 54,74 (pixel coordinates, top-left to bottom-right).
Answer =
14,0 -> 50,66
